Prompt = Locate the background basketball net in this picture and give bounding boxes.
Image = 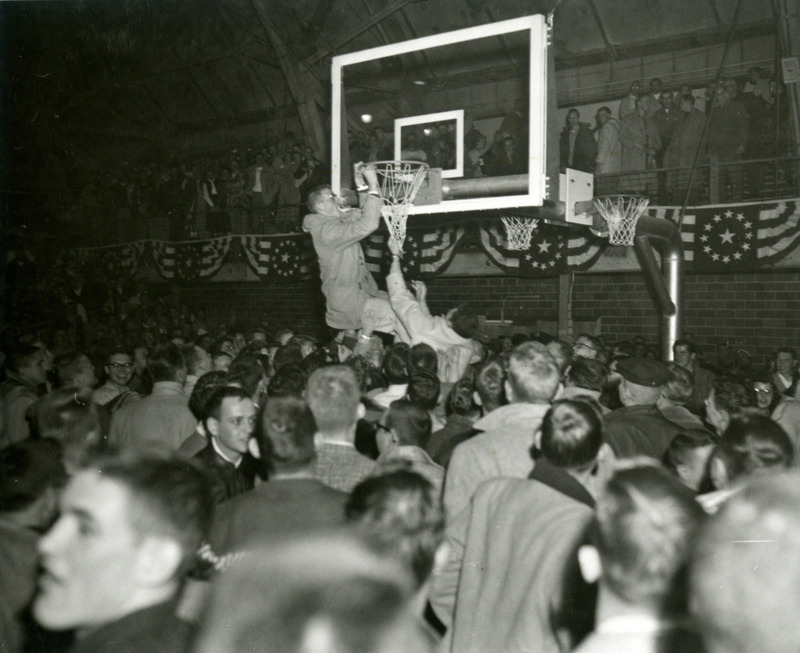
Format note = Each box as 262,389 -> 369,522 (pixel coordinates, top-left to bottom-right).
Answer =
501,215 -> 539,250
593,195 -> 650,246
373,161 -> 428,252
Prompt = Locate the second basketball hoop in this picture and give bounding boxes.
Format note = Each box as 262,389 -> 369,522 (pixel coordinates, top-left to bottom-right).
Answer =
501,216 -> 539,251
593,195 -> 650,246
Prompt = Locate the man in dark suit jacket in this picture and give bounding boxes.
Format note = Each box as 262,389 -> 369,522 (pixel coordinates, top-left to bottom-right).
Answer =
210,396 -> 347,556
193,386 -> 259,504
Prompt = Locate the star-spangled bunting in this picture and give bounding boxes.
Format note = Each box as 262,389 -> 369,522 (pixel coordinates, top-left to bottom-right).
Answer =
66,199 -> 800,284
151,237 -> 232,281
363,226 -> 465,280
240,234 -> 316,282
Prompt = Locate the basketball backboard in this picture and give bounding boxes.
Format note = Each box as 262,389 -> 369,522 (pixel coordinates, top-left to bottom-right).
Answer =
332,15 -> 550,216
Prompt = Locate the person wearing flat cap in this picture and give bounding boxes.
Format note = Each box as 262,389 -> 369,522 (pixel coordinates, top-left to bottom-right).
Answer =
602,357 -> 685,459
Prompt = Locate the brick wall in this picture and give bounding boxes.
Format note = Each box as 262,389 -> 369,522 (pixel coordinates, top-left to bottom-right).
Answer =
178,269 -> 800,365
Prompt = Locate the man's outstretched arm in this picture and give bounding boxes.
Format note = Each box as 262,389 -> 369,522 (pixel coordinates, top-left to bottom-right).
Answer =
316,164 -> 383,249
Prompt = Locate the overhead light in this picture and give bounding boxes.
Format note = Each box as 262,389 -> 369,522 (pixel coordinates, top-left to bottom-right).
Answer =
413,79 -> 426,85
361,113 -> 373,123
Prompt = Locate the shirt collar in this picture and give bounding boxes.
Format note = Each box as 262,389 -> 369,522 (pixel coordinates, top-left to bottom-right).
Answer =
211,438 -> 242,467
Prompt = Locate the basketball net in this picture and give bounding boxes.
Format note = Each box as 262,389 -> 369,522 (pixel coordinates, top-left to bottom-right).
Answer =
501,216 -> 539,250
593,195 -> 650,246
373,161 -> 428,252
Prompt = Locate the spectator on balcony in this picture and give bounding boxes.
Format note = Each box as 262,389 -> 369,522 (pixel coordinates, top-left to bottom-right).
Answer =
560,109 -> 597,173
619,96 -> 660,191
619,80 -> 641,121
594,107 -> 621,175
665,94 -> 706,202
708,79 -> 748,202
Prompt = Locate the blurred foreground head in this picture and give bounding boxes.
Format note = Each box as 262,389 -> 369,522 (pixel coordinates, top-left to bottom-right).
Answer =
194,532 -> 418,653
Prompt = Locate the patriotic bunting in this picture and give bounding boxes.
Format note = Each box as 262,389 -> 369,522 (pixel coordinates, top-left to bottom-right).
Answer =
67,199 -> 800,284
239,233 -> 316,282
363,226 -> 465,279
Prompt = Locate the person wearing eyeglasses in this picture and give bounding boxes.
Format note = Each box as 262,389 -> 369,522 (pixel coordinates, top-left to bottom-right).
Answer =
92,348 -> 135,406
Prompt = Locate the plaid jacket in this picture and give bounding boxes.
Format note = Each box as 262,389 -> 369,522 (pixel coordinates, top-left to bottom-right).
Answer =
314,441 -> 376,493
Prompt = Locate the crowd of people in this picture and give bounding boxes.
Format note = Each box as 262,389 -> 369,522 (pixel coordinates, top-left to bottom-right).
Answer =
3,285 -> 800,652
60,134 -> 328,246
561,69 -> 793,202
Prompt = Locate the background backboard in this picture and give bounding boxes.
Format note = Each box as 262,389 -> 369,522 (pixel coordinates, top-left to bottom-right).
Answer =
332,15 -> 550,217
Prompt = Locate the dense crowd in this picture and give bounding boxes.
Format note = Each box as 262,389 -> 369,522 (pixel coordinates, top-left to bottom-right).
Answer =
3,291 -> 800,652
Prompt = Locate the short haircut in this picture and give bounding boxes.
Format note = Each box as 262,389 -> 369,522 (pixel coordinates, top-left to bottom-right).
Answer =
547,339 -> 573,375
202,386 -> 253,428
597,106 -> 611,115
148,343 -> 186,383
538,399 -> 603,469
182,345 -> 209,376
0,439 -> 67,512
672,339 -> 696,355
6,344 -> 42,375
385,400 -> 432,449
306,184 -> 332,213
716,415 -> 793,479
188,371 -> 230,420
256,396 -> 317,471
475,356 -> 507,408
227,354 -> 265,397
507,342 -> 561,403
194,533 -> 414,653
446,378 -> 476,416
346,470 -> 444,588
53,351 -> 90,389
406,371 -> 440,411
680,93 -> 696,105
85,453 -> 213,576
382,343 -> 410,385
690,473 -> 800,653
408,344 -> 438,376
273,341 -> 306,371
306,366 -> 362,432
267,364 -> 307,398
663,362 -> 694,405
30,387 -> 102,462
712,376 -> 756,416
776,346 -> 797,360
450,308 -> 479,339
575,333 -> 602,356
105,346 -> 132,364
566,358 -> 608,393
664,429 -> 717,472
594,463 -> 704,611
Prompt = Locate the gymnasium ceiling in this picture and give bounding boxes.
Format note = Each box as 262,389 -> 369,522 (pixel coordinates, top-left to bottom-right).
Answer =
2,0 -> 776,174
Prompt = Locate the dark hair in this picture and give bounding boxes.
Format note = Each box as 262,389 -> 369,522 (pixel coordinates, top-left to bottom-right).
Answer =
273,341 -> 305,371
346,470 -> 444,588
475,356 -> 506,409
0,439 -> 67,512
228,354 -> 265,397
30,386 -> 103,464
538,399 -> 603,469
6,344 -> 42,375
712,376 -> 756,416
148,343 -> 186,383
595,463 -> 704,610
408,344 -> 438,376
188,371 -> 230,420
382,343 -> 410,385
385,399 -> 432,449
663,362 -> 694,405
202,386 -> 253,428
257,397 -> 317,471
672,339 -> 696,355
450,307 -> 479,339
664,429 -> 717,472
446,378 -> 476,416
52,351 -> 91,389
717,415 -> 794,478
406,371 -> 440,411
267,364 -> 307,398
105,346 -> 132,364
566,358 -> 608,393
680,93 -> 696,105
182,345 -> 209,376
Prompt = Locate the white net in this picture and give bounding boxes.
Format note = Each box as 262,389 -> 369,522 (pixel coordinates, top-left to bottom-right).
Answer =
373,161 -> 428,251
593,196 -> 650,246
501,216 -> 539,250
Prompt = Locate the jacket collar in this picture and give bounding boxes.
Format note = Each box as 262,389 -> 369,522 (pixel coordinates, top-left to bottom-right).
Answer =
529,458 -> 595,509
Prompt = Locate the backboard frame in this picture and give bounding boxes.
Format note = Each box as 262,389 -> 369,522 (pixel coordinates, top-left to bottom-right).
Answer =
331,14 -> 549,215
394,109 -> 464,178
